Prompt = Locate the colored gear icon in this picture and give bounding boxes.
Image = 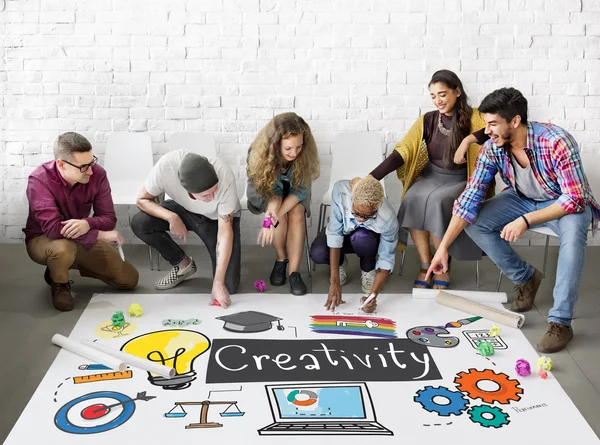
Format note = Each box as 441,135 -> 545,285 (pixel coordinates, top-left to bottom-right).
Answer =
468,405 -> 510,428
414,386 -> 469,416
455,368 -> 524,404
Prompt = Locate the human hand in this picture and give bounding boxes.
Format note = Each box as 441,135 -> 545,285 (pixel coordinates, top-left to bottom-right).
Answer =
359,295 -> 377,313
210,281 -> 231,309
454,139 -> 470,164
324,281 -> 345,312
98,230 -> 125,247
426,248 -> 449,281
168,214 -> 188,243
500,217 -> 528,242
60,219 -> 90,239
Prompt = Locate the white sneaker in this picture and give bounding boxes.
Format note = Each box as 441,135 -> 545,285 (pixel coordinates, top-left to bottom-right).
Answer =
339,259 -> 347,286
361,269 -> 376,294
155,258 -> 197,290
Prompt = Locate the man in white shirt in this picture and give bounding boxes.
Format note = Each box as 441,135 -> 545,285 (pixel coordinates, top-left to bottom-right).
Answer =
131,150 -> 241,308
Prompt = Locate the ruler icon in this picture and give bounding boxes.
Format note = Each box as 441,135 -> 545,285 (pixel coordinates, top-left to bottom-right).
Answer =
73,370 -> 133,384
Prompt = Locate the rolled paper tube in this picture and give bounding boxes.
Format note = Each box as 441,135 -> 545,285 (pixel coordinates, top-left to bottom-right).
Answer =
52,334 -> 127,372
413,288 -> 508,303
435,291 -> 525,329
81,340 -> 175,379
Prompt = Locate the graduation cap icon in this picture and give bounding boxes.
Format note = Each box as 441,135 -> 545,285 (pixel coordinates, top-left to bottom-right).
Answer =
216,311 -> 284,333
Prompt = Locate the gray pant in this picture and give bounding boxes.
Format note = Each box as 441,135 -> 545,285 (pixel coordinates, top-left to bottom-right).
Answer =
131,200 -> 241,294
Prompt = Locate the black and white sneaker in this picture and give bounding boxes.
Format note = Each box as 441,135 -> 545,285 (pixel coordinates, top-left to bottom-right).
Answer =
155,258 -> 197,290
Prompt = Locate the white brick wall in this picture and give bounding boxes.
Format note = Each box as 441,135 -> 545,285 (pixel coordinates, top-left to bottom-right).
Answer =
1,0 -> 600,248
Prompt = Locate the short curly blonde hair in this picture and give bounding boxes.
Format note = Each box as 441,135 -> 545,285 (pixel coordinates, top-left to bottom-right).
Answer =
350,175 -> 384,210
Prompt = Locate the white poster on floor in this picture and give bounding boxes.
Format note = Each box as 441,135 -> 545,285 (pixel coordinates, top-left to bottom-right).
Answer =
5,293 -> 599,444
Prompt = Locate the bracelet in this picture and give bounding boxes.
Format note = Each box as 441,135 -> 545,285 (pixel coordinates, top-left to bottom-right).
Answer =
521,215 -> 531,229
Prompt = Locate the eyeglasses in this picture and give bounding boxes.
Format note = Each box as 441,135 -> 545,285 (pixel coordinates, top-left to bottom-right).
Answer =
61,155 -> 98,173
351,209 -> 377,220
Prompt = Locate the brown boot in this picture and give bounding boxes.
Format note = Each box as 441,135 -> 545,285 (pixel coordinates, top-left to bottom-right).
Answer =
537,322 -> 573,353
51,281 -> 74,311
510,268 -> 543,312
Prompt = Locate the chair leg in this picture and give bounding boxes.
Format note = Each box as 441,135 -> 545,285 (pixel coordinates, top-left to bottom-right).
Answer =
317,204 -> 324,235
496,270 -> 503,292
305,214 -> 311,278
148,245 -> 154,270
541,235 -> 550,278
398,249 -> 406,276
157,252 -> 161,271
476,260 -> 480,289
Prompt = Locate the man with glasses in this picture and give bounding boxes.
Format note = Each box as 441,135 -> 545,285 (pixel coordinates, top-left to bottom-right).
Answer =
310,175 -> 399,312
23,132 -> 139,311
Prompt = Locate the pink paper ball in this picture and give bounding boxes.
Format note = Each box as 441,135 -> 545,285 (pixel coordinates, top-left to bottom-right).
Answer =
254,280 -> 267,292
262,218 -> 273,228
538,369 -> 548,379
515,359 -> 531,376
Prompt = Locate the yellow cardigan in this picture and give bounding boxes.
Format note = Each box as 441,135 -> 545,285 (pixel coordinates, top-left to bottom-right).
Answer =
394,108 -> 487,199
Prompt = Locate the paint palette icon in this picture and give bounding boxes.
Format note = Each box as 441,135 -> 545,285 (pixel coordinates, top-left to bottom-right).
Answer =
406,326 -> 459,348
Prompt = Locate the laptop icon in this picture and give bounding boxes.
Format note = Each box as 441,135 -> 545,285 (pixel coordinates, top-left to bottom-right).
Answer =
258,382 -> 393,436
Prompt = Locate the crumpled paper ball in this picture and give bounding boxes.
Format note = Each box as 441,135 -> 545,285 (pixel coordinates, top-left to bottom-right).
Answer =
515,359 -> 531,376
128,303 -> 143,317
477,340 -> 495,356
262,217 -> 273,228
254,280 -> 267,292
537,355 -> 553,371
488,324 -> 500,337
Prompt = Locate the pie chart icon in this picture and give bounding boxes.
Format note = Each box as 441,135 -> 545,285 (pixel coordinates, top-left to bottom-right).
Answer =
287,389 -> 318,406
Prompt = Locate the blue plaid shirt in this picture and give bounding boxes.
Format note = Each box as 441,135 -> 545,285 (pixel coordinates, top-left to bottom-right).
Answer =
326,180 -> 399,272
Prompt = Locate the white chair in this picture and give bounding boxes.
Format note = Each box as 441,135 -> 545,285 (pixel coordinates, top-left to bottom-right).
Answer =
156,132 -> 218,270
104,132 -> 155,268
168,132 -> 217,157
316,132 -> 385,233
313,132 -> 386,271
496,152 -> 600,291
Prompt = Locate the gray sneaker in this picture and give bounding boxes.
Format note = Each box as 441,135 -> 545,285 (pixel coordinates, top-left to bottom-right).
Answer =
155,258 -> 197,290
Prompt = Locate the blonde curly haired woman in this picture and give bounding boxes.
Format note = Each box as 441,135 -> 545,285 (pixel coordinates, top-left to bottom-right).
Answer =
246,112 -> 320,296
310,176 -> 399,313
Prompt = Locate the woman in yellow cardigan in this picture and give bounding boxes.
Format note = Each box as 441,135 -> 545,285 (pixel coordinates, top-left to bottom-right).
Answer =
370,70 -> 489,289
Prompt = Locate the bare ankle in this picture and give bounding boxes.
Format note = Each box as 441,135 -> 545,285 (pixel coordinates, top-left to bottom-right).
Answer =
178,256 -> 190,268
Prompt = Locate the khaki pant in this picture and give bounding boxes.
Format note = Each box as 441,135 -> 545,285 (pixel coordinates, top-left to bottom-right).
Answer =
26,236 -> 139,289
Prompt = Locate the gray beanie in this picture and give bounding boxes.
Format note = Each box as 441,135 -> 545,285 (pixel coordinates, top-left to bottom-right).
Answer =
178,153 -> 219,193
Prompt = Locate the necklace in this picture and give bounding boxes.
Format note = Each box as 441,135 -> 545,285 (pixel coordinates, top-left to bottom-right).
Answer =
438,113 -> 451,136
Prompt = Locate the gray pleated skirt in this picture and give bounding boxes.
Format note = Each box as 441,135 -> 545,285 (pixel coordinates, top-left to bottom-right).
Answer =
397,163 -> 482,261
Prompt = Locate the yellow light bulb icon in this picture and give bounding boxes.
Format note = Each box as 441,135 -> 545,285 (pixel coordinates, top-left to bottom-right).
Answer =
120,329 -> 211,390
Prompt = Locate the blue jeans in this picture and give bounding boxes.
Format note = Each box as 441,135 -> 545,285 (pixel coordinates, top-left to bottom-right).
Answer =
465,188 -> 592,326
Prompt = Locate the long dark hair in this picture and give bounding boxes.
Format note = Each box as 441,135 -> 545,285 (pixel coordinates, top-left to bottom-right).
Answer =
429,70 -> 473,168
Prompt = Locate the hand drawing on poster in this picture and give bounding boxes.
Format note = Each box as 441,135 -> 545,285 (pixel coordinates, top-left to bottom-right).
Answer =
54,391 -> 155,435
120,329 -> 211,390
258,382 -> 393,436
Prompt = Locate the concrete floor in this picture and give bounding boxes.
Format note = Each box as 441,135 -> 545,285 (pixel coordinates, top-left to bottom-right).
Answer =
1,242 -> 599,441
